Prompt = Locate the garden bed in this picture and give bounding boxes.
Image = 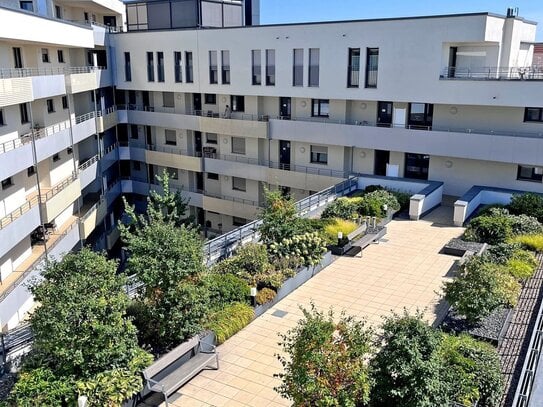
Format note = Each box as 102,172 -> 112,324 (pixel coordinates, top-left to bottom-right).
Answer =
443,238 -> 487,257
441,307 -> 513,346
255,251 -> 333,317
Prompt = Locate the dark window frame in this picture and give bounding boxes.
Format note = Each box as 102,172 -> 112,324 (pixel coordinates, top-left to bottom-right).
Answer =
517,165 -> 543,182
0,109 -> 5,126
311,99 -> 330,118
164,129 -> 177,146
365,48 -> 379,88
19,1 -> 33,11
19,103 -> 29,124
310,145 -> 328,165
231,137 -> 246,155
209,50 -> 218,84
408,103 -> 434,129
46,98 -> 55,113
206,133 -> 218,144
57,49 -> 65,63
52,153 -> 60,162
62,96 -> 68,109
147,52 -> 154,82
308,48 -> 320,87
347,48 -> 360,88
204,94 -> 216,105
232,216 -> 246,227
266,49 -> 275,86
221,50 -> 230,85
231,95 -> 245,112
185,51 -> 193,83
293,49 -> 303,86
1,177 -> 13,190
232,176 -> 247,192
174,51 -> 182,83
41,48 -> 50,63
207,172 -> 219,180
251,50 -> 261,85
157,51 -> 165,82
27,166 -> 36,177
524,107 -> 543,122
124,52 -> 132,82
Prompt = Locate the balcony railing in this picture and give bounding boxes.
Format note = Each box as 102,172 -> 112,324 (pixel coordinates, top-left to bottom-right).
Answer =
40,172 -> 78,202
145,143 -> 202,157
0,196 -> 39,230
66,20 -> 123,33
80,196 -> 105,222
0,66 -> 105,79
117,104 -> 268,121
79,155 -> 99,171
440,66 -> 543,81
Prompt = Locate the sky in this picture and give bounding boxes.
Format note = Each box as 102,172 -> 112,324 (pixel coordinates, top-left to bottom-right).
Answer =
260,0 -> 543,41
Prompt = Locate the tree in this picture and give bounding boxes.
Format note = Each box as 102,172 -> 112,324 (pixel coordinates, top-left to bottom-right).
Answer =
9,249 -> 151,406
147,169 -> 191,227
258,189 -> 300,245
370,311 -> 449,407
120,173 -> 208,352
276,304 -> 373,407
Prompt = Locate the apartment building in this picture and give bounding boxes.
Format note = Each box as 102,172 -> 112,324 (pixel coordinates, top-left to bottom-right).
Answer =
1,2 -> 542,331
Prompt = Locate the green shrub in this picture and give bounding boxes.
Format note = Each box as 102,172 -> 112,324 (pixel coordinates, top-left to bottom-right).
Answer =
203,273 -> 250,308
324,218 -> 359,244
485,243 -> 522,264
509,214 -> 543,235
444,257 -> 520,322
477,204 -> 509,217
212,243 -> 271,284
205,302 -> 254,344
321,197 -> 359,220
364,184 -> 384,193
510,234 -> 543,252
7,368 -> 76,407
358,190 -> 400,218
391,190 -> 411,212
506,258 -> 536,281
463,215 -> 513,244
256,287 -> 277,305
509,193 -> 543,222
438,334 -> 504,407
268,232 -> 327,267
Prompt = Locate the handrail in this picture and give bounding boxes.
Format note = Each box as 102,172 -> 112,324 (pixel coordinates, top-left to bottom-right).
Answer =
145,143 -> 202,157
96,105 -> 117,117
103,142 -> 118,156
440,65 -> 543,80
79,155 -> 99,171
0,66 -> 105,79
117,104 -> 267,122
40,172 -> 78,202
0,135 -> 31,154
0,196 -> 40,230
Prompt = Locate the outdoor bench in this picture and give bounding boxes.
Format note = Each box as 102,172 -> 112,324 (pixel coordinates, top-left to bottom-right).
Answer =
142,335 -> 219,406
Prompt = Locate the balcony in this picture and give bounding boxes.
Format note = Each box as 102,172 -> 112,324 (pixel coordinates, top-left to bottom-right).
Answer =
0,197 -> 41,259
73,112 -> 97,143
39,174 -> 81,223
118,105 -> 269,139
106,226 -> 120,250
79,197 -> 107,239
65,67 -> 107,94
96,106 -> 118,133
269,117 -> 543,166
440,66 -> 543,81
79,155 -> 100,189
0,136 -> 34,181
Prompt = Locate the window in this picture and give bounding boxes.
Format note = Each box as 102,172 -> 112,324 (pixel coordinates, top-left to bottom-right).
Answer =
293,49 -> 304,86
133,161 -> 141,171
231,137 -> 246,155
205,94 -> 216,105
264,49 -> 276,86
207,172 -> 219,180
209,51 -> 218,84
312,99 -> 329,117
131,125 -> 138,139
54,5 -> 62,18
46,99 -> 55,113
408,103 -> 433,129
310,145 -> 328,164
231,95 -> 245,112
56,49 -> 65,63
20,103 -> 29,124
174,51 -> 182,82
52,153 -> 60,162
518,165 -> 543,182
165,129 -> 176,145
27,166 -> 36,177
41,48 -> 50,63
157,52 -> 164,82
251,50 -> 261,85
163,92 -> 174,108
232,177 -> 246,192
0,109 -> 4,126
347,48 -> 360,87
365,48 -> 379,88
404,153 -> 429,180
524,107 -> 543,122
168,167 -> 178,180
19,1 -> 33,11
206,133 -> 218,144
13,47 -> 23,69
308,48 -> 320,87
67,147 -> 72,155
124,52 -> 132,81
1,177 -> 13,190
61,96 -> 68,109
221,50 -> 230,84
185,52 -> 193,83
233,216 -> 246,226
147,52 -> 154,82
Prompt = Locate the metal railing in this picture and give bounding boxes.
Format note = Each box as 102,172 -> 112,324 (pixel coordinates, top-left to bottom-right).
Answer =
117,104 -> 267,122
103,142 -> 118,156
145,143 -> 202,157
66,19 -> 123,32
0,66 -> 105,79
0,135 -> 31,154
80,197 -> 105,222
40,172 -> 78,202
96,105 -> 117,117
75,111 -> 96,124
440,66 -> 543,81
79,155 -> 99,171
0,196 -> 39,230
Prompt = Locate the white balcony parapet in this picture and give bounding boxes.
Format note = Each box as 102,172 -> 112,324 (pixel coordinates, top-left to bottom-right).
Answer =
0,66 -> 105,79
0,196 -> 39,230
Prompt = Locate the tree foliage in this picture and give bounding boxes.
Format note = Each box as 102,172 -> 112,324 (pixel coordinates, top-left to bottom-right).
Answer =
276,304 -> 373,407
258,188 -> 301,245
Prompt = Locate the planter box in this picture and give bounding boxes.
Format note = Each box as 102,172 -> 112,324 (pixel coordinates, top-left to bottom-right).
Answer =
255,251 -> 333,317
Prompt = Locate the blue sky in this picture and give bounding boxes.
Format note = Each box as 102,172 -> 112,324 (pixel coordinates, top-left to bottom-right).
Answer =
260,0 -> 543,41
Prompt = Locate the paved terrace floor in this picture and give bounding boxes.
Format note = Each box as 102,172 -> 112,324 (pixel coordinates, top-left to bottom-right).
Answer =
144,206 -> 463,407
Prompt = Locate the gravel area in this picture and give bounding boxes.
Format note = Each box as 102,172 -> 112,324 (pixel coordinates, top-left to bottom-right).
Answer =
0,373 -> 16,401
441,307 -> 512,345
443,238 -> 486,256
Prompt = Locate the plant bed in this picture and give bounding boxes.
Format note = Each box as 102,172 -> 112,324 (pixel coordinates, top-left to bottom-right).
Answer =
443,238 -> 486,257
441,307 -> 513,346
254,251 -> 333,317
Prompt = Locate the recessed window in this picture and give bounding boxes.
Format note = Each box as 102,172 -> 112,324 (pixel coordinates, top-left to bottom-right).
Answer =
46,99 -> 55,113
13,47 -> 23,69
165,130 -> 177,146
408,103 -> 433,129
207,172 -> 219,180
168,167 -> 178,180
518,165 -> 543,182
52,153 -> 60,162
231,137 -> 246,155
365,48 -> 379,88
347,48 -> 360,88
124,52 -> 131,82
54,5 -> 62,18
62,96 -> 68,109
231,95 -> 244,112
131,125 -> 138,139
41,48 -> 50,63
308,48 -> 320,87
147,52 -> 154,82
312,99 -> 329,118
19,1 -> 33,11
209,51 -> 218,84
221,50 -> 230,85
57,49 -> 65,63
27,166 -> 36,177
163,92 -> 174,108
205,94 -> 216,105
206,133 -> 218,144
157,51 -> 165,82
174,51 -> 182,83
524,107 -> 543,122
232,177 -> 246,192
252,50 -> 261,85
293,49 -> 304,86
0,109 -> 5,126
67,147 -> 72,155
310,145 -> 328,165
133,161 -> 141,171
1,177 -> 13,190
20,103 -> 29,124
233,216 -> 246,226
185,51 -> 193,83
266,49 -> 275,86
